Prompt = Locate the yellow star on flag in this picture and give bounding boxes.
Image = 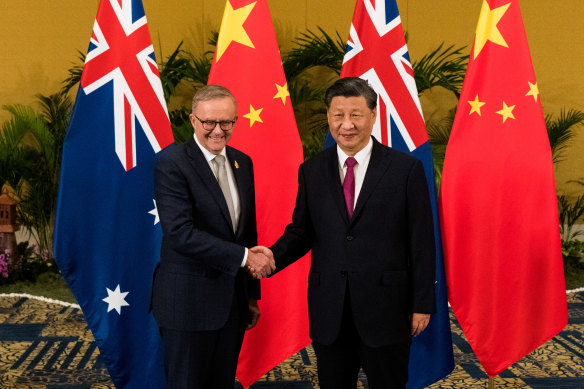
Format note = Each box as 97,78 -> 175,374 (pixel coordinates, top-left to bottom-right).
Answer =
473,1 -> 511,59
215,1 -> 257,62
525,81 -> 539,102
273,82 -> 290,105
468,94 -> 486,116
243,104 -> 263,127
496,101 -> 516,123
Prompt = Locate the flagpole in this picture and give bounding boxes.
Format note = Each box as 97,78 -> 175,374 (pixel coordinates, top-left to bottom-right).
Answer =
488,377 -> 495,389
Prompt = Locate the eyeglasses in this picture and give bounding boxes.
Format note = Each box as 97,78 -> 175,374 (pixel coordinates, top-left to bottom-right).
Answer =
194,115 -> 237,132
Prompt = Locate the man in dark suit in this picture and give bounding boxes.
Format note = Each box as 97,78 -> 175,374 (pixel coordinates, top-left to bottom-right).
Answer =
252,77 -> 436,389
151,85 -> 275,389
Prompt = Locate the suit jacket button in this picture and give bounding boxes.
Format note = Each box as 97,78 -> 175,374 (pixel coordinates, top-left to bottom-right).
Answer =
346,235 -> 354,241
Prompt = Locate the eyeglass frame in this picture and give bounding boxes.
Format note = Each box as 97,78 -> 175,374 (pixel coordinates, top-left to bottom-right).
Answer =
193,115 -> 237,132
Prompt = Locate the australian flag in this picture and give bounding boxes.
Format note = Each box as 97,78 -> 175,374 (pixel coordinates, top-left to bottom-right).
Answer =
53,0 -> 173,387
327,0 -> 454,387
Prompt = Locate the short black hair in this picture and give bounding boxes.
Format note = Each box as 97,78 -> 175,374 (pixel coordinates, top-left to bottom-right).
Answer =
324,77 -> 377,109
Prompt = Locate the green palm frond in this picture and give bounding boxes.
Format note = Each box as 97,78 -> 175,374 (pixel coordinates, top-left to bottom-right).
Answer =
208,31 -> 219,49
61,50 -> 86,94
159,42 -> 193,102
426,109 -> 456,188
412,43 -> 468,98
545,109 -> 584,164
558,194 -> 584,241
169,107 -> 194,144
289,80 -> 326,107
1,96 -> 72,256
0,106 -> 43,188
184,52 -> 212,86
300,105 -> 330,160
36,92 -> 72,168
283,27 -> 345,81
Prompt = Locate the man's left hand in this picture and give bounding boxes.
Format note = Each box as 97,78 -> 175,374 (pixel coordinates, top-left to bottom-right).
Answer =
410,313 -> 431,337
246,299 -> 260,330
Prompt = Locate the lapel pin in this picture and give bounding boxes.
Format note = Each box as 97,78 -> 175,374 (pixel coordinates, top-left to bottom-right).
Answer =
234,160 -> 239,169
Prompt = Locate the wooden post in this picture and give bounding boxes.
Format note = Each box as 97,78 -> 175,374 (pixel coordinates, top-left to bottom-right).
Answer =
488,377 -> 495,389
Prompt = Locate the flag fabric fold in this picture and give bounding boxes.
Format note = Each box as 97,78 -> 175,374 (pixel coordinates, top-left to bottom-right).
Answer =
53,0 -> 173,387
335,1 -> 454,387
208,0 -> 310,386
440,0 -> 568,377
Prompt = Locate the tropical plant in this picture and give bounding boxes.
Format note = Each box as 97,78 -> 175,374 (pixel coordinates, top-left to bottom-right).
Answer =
425,109 -> 456,188
0,92 -> 72,258
283,27 -> 345,82
558,194 -> 584,242
61,50 -> 85,95
545,109 -> 584,164
413,44 -> 468,98
0,241 -> 58,285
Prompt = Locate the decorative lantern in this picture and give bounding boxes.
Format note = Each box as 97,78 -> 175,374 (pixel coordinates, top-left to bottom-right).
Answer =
0,185 -> 19,261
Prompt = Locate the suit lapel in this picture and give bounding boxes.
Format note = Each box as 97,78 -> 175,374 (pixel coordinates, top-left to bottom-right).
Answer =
185,139 -> 234,232
351,139 -> 391,224
325,147 -> 351,225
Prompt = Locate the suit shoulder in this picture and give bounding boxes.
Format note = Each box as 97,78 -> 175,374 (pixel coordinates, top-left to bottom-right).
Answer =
383,145 -> 422,167
156,142 -> 184,164
301,146 -> 334,170
226,145 -> 253,164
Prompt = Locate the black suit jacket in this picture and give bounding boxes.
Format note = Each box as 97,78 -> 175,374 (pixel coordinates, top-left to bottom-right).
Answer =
151,138 -> 260,332
271,138 -> 435,347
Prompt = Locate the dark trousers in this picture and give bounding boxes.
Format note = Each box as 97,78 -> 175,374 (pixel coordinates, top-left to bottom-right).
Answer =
312,289 -> 411,389
159,295 -> 247,389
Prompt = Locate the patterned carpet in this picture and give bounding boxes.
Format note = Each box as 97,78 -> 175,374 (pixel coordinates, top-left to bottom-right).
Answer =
0,291 -> 583,388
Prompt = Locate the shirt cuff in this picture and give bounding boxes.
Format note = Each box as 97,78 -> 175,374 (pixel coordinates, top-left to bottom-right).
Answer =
241,247 -> 248,268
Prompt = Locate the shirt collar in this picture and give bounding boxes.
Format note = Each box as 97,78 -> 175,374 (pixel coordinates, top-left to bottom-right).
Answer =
193,133 -> 227,162
337,137 -> 373,168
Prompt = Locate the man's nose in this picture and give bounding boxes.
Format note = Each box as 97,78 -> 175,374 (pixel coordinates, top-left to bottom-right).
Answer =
340,116 -> 354,129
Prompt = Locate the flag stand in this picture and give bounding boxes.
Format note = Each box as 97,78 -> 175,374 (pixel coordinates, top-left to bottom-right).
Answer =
488,377 -> 495,388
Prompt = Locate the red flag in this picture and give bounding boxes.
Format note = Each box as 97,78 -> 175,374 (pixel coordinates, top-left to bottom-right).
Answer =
208,0 -> 310,386
440,0 -> 568,377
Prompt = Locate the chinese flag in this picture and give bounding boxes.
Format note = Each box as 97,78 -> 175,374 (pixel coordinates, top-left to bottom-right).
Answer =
208,0 -> 310,386
440,0 -> 567,377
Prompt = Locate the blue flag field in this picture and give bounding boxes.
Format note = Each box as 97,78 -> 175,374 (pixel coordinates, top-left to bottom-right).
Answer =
53,0 -> 173,387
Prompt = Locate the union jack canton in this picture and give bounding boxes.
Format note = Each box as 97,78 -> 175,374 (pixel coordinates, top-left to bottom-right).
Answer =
81,0 -> 173,171
341,0 -> 427,151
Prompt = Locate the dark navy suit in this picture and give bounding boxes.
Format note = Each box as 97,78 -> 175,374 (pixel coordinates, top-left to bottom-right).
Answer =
151,138 -> 260,388
271,138 -> 435,388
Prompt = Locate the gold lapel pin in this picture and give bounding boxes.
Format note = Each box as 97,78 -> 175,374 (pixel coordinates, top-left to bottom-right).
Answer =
234,160 -> 239,169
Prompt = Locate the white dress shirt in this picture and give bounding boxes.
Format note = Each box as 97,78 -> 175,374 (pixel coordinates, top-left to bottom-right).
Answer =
193,134 -> 248,267
337,137 -> 373,211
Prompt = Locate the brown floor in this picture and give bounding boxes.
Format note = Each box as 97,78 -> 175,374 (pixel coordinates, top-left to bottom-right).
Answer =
1,291 -> 583,388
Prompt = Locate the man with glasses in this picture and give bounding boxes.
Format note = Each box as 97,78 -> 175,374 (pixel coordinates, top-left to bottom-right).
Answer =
151,85 -> 275,389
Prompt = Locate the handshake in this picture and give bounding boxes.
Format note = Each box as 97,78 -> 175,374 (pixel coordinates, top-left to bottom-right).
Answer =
246,246 -> 275,279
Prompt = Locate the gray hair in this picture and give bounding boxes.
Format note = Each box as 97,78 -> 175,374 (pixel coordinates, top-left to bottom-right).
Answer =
192,84 -> 237,112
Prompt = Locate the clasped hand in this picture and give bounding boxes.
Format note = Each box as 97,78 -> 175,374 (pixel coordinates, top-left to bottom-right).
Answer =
246,246 -> 275,279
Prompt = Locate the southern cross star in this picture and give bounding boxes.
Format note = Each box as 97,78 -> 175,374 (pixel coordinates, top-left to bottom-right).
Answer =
103,284 -> 130,315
